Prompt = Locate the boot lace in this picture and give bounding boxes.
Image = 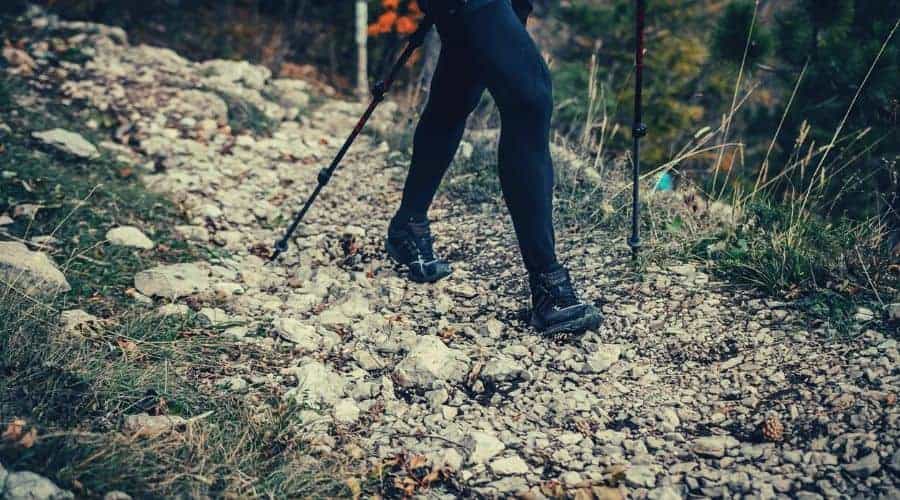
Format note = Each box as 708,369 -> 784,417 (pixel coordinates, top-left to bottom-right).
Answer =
406,220 -> 436,262
540,269 -> 579,309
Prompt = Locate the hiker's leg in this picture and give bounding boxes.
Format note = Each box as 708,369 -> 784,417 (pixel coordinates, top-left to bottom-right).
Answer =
395,40 -> 485,221
463,0 -> 558,274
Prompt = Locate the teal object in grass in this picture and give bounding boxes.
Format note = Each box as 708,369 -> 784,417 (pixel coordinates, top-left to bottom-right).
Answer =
654,171 -> 674,191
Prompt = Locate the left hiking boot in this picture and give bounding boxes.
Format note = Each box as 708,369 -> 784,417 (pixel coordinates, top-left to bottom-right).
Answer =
385,216 -> 452,283
529,266 -> 602,335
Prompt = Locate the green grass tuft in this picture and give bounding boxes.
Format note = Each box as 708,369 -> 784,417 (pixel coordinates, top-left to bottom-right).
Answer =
216,91 -> 278,136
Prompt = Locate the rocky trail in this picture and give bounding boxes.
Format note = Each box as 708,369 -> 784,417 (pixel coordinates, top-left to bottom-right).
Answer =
2,9 -> 898,500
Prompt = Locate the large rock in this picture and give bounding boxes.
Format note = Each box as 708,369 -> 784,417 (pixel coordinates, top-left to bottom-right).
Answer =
844,453 -> 880,478
106,226 -> 154,249
273,317 -> 320,350
463,431 -> 505,464
32,129 -> 99,159
167,89 -> 229,123
134,262 -> 210,299
267,78 -> 311,109
199,59 -> 271,90
692,435 -> 739,458
393,336 -> 468,390
59,309 -> 101,333
490,455 -> 530,475
584,344 -> 623,373
2,469 -> 74,500
0,242 -> 71,296
283,361 -> 347,406
318,293 -> 370,326
481,355 -> 529,383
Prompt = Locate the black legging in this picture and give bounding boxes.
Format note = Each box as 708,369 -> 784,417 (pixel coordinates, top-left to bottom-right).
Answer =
394,0 -> 558,274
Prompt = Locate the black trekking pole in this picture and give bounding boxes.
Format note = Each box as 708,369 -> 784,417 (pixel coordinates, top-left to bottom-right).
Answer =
628,0 -> 647,260
270,17 -> 435,263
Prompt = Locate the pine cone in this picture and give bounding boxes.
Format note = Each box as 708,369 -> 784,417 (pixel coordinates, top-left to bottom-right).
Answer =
761,415 -> 784,442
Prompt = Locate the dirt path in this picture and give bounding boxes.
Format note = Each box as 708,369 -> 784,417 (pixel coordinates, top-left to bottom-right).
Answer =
13,14 -> 899,499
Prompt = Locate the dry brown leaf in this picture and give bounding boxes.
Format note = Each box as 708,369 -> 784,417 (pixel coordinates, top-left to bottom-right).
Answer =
345,477 -> 361,500
2,419 -> 36,448
438,327 -> 456,341
420,468 -> 440,488
2,419 -> 26,442
407,454 -> 428,470
540,480 -> 564,498
117,336 -> 138,353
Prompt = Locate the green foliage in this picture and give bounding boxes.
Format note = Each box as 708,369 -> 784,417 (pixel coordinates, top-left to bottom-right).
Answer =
551,0 -> 731,166
217,91 -> 278,136
802,0 -> 854,30
764,0 -> 898,220
694,201 -> 892,331
712,0 -> 772,65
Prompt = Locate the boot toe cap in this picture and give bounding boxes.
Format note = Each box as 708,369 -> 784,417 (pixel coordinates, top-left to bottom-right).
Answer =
408,259 -> 452,283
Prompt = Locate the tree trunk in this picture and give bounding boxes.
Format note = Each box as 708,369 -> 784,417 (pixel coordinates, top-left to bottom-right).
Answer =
355,0 -> 369,98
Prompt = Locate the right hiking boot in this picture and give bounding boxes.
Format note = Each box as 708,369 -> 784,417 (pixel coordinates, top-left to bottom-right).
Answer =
385,216 -> 452,283
529,266 -> 603,335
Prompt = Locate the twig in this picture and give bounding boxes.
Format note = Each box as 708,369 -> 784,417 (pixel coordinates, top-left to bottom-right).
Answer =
392,432 -> 466,449
855,245 -> 884,306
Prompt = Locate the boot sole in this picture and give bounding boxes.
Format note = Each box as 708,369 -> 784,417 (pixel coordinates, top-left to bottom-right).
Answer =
533,310 -> 603,336
385,240 -> 450,284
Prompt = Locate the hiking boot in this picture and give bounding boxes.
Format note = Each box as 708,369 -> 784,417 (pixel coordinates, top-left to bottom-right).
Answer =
386,216 -> 452,283
529,266 -> 602,335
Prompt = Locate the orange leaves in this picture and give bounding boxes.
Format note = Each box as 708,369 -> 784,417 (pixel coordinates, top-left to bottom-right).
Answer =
395,16 -> 418,35
369,11 -> 399,37
368,0 -> 422,37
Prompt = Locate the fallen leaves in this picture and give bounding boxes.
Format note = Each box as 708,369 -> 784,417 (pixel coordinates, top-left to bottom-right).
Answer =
2,419 -> 37,449
367,452 -> 455,498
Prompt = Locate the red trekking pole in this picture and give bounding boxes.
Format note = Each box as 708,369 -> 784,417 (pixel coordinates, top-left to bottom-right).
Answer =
629,0 -> 647,260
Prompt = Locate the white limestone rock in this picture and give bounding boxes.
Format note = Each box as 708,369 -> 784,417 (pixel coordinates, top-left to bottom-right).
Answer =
584,344 -> 623,373
0,241 -> 70,296
282,361 -> 346,406
489,455 -> 530,475
134,262 -> 210,299
274,317 -> 320,350
332,398 -> 361,424
32,128 -> 99,159
122,413 -> 188,437
2,469 -> 74,500
463,431 -> 505,465
393,336 -> 468,390
59,309 -> 100,333
106,226 -> 154,249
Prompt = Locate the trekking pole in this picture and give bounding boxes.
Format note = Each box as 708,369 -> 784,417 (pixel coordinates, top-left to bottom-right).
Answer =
628,0 -> 647,260
270,17 -> 435,263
